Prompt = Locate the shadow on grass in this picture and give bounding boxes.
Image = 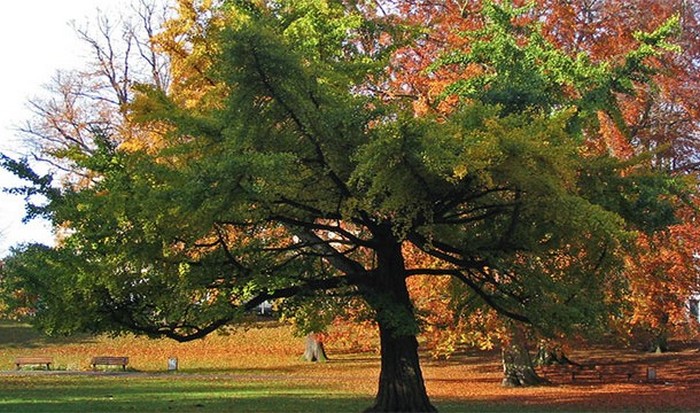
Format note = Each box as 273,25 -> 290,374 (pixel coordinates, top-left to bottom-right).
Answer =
0,375 -> 373,413
450,385 -> 700,413
0,320 -> 95,348
0,374 -> 555,413
173,354 -> 381,378
2,372 -> 697,413
0,395 -> 373,413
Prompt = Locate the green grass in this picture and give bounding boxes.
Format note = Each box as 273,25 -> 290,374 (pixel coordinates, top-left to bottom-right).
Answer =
0,321 -> 376,412
0,375 -> 372,413
1,321 -> 696,412
0,374 -> 549,413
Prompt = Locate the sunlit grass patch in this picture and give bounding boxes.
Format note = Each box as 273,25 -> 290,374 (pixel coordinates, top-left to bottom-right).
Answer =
2,321 -> 700,412
0,375 -> 373,413
0,319 -> 304,372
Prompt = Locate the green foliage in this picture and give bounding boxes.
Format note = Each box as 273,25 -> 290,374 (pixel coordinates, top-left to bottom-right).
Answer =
432,1 -> 681,139
1,244 -> 99,335
0,0 -> 690,352
0,155 -> 58,222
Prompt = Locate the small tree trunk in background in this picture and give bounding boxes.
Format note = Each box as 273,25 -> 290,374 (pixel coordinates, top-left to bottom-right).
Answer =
651,314 -> 670,353
651,334 -> 669,353
501,328 -> 546,387
302,332 -> 328,362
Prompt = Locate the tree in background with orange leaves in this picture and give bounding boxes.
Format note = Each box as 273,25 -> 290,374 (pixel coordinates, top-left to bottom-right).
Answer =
348,0 -> 700,386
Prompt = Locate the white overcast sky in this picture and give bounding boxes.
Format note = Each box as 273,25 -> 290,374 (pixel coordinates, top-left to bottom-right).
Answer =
0,1 -> 129,256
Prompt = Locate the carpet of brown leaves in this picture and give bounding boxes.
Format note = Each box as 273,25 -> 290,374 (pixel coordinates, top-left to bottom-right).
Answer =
277,340 -> 700,412
419,342 -> 700,412
2,320 -> 700,411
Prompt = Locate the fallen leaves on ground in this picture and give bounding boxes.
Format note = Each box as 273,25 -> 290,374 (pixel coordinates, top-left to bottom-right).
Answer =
2,320 -> 700,411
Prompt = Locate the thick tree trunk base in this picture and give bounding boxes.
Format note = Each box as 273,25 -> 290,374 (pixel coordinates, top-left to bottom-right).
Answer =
364,371 -> 437,412
302,333 -> 328,362
363,394 -> 437,413
502,367 -> 548,387
362,230 -> 436,412
364,328 -> 436,412
502,334 -> 547,387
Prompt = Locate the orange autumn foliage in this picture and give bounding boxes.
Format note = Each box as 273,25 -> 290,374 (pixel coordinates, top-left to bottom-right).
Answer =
623,209 -> 700,347
376,0 -> 700,348
388,0 -> 700,167
5,321 -> 700,411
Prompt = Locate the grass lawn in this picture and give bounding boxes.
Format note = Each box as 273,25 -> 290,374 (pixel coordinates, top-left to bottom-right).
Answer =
0,374 -> 372,413
0,374 -> 558,413
1,320 -> 700,412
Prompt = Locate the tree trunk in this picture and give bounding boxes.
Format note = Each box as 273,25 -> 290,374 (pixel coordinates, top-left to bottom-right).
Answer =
362,229 -> 436,413
650,334 -> 668,353
364,321 -> 436,413
302,332 -> 328,362
501,328 -> 546,387
534,343 -> 580,367
650,315 -> 670,353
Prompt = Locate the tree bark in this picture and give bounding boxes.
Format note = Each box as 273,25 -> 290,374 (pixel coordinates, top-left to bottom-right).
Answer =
364,321 -> 436,413
501,328 -> 546,387
650,334 -> 668,353
362,229 -> 436,413
534,343 -> 580,368
302,332 -> 328,362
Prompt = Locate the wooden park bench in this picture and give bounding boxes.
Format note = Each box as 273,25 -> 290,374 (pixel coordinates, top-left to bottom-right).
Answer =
540,363 -> 582,381
14,357 -> 53,370
596,364 -> 660,383
91,356 -> 129,371
540,361 -> 657,384
545,363 -> 651,383
540,363 -> 611,382
594,364 -> 637,382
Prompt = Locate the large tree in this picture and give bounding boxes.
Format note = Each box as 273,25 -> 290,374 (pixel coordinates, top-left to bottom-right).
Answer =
2,1 -> 695,411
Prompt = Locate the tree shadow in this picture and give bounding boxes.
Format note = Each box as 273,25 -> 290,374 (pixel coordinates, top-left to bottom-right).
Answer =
0,376 -> 375,413
441,384 -> 700,412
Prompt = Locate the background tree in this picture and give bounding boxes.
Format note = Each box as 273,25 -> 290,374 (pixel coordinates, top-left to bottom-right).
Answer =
2,1 -> 696,412
623,214 -> 700,352
386,0 -> 700,383
20,0 -> 173,171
